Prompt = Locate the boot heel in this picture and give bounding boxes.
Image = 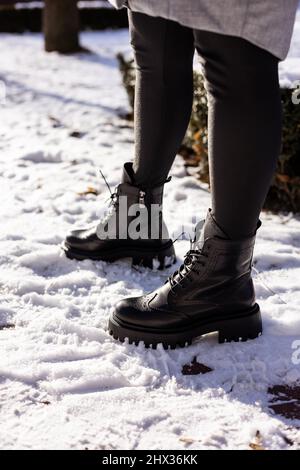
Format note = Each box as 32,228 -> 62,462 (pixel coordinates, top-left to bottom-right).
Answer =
132,255 -> 154,269
132,243 -> 176,270
157,253 -> 176,269
132,254 -> 176,270
157,243 -> 176,269
218,305 -> 262,343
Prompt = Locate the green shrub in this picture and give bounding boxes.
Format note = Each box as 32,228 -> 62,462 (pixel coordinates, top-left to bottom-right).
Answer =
117,53 -> 135,119
265,88 -> 300,212
117,53 -> 300,213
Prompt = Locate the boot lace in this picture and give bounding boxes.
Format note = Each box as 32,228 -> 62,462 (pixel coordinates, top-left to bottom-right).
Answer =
168,240 -> 210,289
98,169 -> 119,225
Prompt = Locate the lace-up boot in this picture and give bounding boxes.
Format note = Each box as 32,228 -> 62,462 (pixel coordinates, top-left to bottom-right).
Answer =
109,209 -> 262,348
64,162 -> 176,269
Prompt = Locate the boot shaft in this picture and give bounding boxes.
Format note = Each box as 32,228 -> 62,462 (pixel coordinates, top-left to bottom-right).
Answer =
99,162 -> 169,241
195,209 -> 258,278
169,210 -> 259,311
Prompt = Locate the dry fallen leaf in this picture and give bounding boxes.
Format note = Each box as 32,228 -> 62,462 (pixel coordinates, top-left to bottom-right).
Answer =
0,323 -> 15,330
249,430 -> 265,451
182,356 -> 213,375
69,130 -> 86,138
78,186 -> 99,196
48,115 -> 64,128
268,384 -> 300,420
179,437 -> 196,445
249,442 -> 265,451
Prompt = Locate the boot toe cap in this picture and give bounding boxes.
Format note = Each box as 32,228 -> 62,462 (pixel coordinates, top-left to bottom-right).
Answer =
65,229 -> 84,247
64,227 -> 100,251
114,296 -> 153,326
113,293 -> 180,329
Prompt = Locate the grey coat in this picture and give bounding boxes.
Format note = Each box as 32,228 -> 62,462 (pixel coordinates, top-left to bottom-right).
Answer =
108,0 -> 299,60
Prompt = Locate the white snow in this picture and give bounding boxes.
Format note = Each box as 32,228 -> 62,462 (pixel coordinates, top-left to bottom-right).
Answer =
0,10 -> 300,450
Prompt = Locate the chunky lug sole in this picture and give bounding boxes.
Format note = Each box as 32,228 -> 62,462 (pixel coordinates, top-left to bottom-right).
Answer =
108,304 -> 262,349
63,240 -> 176,270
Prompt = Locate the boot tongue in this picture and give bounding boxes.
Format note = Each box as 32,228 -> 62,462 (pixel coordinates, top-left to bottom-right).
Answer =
195,210 -> 230,249
122,162 -> 135,184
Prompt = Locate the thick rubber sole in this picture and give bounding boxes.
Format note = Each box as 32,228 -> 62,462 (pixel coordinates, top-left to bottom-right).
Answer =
63,240 -> 176,270
108,304 -> 262,349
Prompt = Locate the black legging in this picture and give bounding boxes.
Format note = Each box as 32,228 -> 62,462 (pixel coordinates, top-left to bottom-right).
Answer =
128,11 -> 282,239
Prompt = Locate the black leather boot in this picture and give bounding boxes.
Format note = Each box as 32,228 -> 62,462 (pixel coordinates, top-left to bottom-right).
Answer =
63,163 -> 176,269
109,210 -> 262,348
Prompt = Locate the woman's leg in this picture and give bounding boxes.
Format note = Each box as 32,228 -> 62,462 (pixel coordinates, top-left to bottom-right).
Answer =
128,11 -> 195,188
110,30 -> 281,348
64,13 -> 194,266
193,31 -> 282,239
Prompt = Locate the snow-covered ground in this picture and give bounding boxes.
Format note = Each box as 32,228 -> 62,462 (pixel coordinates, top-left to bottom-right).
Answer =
0,11 -> 300,450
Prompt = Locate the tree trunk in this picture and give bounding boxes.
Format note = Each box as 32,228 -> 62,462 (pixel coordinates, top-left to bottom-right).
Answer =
43,0 -> 80,53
